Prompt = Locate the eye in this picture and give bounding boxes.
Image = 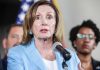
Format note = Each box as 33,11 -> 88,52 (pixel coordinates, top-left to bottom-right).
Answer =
77,33 -> 83,39
89,34 -> 94,39
77,33 -> 85,39
11,35 -> 19,39
35,15 -> 40,20
47,14 -> 53,20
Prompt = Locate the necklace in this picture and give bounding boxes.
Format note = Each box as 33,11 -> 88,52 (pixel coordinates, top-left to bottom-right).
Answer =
81,63 -> 93,70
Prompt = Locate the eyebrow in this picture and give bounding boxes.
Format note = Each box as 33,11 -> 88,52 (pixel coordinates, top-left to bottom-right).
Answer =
36,12 -> 41,15
36,11 -> 54,14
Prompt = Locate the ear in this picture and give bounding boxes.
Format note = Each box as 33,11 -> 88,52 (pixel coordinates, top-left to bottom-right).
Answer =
2,38 -> 7,49
73,41 -> 77,47
93,43 -> 96,49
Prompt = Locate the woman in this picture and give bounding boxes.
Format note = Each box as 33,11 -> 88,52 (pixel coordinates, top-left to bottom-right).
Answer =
7,1 -> 82,70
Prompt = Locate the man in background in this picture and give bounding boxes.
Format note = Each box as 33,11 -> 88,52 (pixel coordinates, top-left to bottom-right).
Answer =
69,19 -> 100,70
2,23 -> 23,70
0,56 -> 3,70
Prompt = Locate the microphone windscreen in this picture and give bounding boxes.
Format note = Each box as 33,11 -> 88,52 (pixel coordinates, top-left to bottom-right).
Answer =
53,42 -> 71,61
52,42 -> 62,51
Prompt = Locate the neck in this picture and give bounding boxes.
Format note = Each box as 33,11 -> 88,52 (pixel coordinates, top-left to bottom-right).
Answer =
35,37 -> 53,49
77,53 -> 92,63
77,53 -> 93,70
34,37 -> 55,61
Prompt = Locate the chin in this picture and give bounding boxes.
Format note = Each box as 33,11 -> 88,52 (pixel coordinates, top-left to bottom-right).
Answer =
42,37 -> 50,39
41,35 -> 51,38
39,36 -> 51,40
38,34 -> 52,39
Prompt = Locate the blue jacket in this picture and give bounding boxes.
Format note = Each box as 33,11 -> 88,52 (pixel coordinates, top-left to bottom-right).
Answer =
7,38 -> 80,70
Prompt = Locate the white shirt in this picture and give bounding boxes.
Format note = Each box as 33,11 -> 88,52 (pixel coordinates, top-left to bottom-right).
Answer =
42,58 -> 58,70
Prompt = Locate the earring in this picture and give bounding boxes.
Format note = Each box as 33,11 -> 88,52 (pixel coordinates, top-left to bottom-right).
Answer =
74,44 -> 76,47
29,30 -> 32,35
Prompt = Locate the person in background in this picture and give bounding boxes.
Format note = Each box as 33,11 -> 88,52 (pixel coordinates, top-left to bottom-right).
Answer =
0,56 -> 3,70
69,19 -> 100,70
7,1 -> 83,70
2,23 -> 23,70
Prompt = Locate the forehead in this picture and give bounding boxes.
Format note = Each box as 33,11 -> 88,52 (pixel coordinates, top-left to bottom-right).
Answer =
79,27 -> 94,34
36,5 -> 55,14
9,26 -> 23,33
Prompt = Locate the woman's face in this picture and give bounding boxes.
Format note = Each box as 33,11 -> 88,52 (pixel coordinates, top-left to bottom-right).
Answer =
74,27 -> 96,54
32,5 -> 56,39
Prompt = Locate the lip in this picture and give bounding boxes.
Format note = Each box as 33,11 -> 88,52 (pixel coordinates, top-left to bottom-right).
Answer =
82,45 -> 89,49
40,29 -> 48,33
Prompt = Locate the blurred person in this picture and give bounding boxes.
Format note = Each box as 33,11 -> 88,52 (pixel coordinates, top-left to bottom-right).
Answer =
7,1 -> 83,70
0,56 -> 3,70
2,23 -> 23,70
69,19 -> 100,70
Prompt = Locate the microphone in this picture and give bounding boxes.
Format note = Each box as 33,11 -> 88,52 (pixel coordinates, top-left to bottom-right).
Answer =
53,42 -> 71,61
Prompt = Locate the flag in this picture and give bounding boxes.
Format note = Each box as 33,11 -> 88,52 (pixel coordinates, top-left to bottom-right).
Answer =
16,0 -> 34,24
16,0 -> 58,24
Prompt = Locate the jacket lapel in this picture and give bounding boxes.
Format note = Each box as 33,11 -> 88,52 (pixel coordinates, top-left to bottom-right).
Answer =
55,51 -> 64,70
24,39 -> 47,70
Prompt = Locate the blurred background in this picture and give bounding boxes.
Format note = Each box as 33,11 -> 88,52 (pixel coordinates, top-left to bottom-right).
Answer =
0,0 -> 100,60
58,0 -> 100,60
0,0 -> 21,53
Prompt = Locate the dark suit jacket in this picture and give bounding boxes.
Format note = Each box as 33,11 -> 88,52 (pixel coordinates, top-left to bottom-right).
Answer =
92,58 -> 100,70
0,56 -> 3,70
2,56 -> 7,70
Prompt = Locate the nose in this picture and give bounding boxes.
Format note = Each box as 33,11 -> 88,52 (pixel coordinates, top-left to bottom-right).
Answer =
83,37 -> 90,42
41,17 -> 47,26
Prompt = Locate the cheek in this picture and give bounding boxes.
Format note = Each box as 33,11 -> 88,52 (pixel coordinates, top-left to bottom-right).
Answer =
32,24 -> 41,37
50,24 -> 56,33
7,40 -> 15,47
90,41 -> 96,46
75,40 -> 83,46
33,26 -> 38,32
9,39 -> 16,44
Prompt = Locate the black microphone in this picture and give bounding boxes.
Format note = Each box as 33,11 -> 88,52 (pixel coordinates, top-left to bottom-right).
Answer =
53,42 -> 71,61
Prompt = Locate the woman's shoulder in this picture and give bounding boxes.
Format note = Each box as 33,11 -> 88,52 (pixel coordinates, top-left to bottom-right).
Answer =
9,44 -> 24,51
8,42 -> 33,54
7,41 -> 35,57
7,44 -> 26,57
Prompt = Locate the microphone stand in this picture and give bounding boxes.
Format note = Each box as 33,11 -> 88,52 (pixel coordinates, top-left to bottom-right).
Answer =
62,59 -> 68,70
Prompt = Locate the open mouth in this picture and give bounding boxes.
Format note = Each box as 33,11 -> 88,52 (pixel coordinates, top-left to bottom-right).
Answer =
40,29 -> 48,33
